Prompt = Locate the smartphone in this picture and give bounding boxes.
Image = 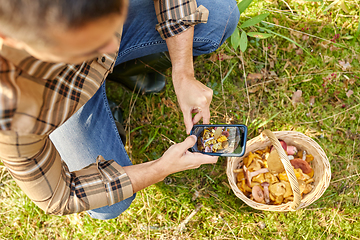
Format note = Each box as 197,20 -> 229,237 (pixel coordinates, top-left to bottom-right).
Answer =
189,124 -> 248,157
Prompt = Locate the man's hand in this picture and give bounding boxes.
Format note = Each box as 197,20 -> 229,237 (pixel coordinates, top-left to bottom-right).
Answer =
172,74 -> 213,134
123,135 -> 218,193
166,27 -> 213,134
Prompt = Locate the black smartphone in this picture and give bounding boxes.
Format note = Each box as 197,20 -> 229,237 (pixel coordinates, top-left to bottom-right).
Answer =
189,124 -> 248,157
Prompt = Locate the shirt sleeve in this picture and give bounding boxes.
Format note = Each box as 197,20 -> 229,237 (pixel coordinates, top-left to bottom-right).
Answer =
153,0 -> 209,39
0,131 -> 134,215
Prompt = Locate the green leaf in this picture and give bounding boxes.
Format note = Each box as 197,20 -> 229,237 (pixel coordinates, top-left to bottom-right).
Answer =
256,112 -> 280,129
221,64 -> 236,84
247,32 -> 273,39
240,31 -> 248,52
231,27 -> 241,50
352,22 -> 360,44
341,35 -> 354,40
140,128 -> 159,154
237,0 -> 254,15
240,13 -> 269,28
257,26 -> 313,57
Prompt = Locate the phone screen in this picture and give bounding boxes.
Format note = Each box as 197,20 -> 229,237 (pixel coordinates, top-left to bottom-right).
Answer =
190,124 -> 247,157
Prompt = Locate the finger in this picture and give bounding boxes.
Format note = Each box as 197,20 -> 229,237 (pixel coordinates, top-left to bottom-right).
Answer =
192,112 -> 203,125
188,152 -> 219,164
180,135 -> 197,149
201,108 -> 211,124
183,111 -> 194,134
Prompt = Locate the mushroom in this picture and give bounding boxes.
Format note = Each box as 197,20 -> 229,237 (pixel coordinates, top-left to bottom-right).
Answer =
244,152 -> 262,167
305,154 -> 314,163
248,159 -> 263,171
252,173 -> 266,183
214,127 -> 223,139
281,181 -> 293,198
302,150 -> 307,161
222,130 -> 230,137
298,180 -> 307,195
243,165 -> 269,187
236,171 -> 245,182
264,172 -> 279,184
252,185 -> 265,203
287,145 -> 298,155
290,158 -> 313,174
270,140 -> 297,155
269,182 -> 286,197
273,195 -> 284,205
303,184 -> 313,194
267,150 -> 285,173
261,182 -> 270,204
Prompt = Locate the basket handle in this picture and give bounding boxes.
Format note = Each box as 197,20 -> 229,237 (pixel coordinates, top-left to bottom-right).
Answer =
262,130 -> 301,210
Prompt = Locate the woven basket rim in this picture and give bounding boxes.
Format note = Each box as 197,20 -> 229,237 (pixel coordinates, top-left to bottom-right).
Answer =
226,130 -> 331,212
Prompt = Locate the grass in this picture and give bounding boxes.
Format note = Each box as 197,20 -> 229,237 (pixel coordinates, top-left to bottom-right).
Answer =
1,0 -> 360,239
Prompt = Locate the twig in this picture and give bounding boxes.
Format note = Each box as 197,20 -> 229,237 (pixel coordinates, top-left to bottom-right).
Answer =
331,173 -> 360,183
298,103 -> 360,124
125,80 -> 142,160
280,0 -> 294,14
218,215 -> 237,239
175,204 -> 203,233
240,51 -> 251,125
260,20 -> 347,48
160,133 -> 176,145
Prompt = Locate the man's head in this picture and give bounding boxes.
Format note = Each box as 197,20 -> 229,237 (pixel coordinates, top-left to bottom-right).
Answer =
0,0 -> 128,63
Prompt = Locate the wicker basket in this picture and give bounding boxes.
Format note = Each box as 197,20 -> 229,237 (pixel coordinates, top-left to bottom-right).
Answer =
226,130 -> 331,211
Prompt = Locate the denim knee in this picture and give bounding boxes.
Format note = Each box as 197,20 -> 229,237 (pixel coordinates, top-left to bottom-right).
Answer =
86,193 -> 136,220
194,0 -> 240,55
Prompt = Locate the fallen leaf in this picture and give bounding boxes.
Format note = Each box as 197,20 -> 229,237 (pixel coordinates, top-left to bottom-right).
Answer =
209,53 -> 233,62
348,78 -> 356,85
302,35 -> 309,41
247,73 -> 263,83
324,55 -> 333,63
319,41 -> 329,49
248,85 -> 262,93
309,96 -> 316,106
295,48 -> 304,55
339,60 -> 351,71
269,71 -> 278,79
162,98 -> 176,108
330,45 -> 339,51
292,90 -> 303,107
346,90 -> 354,98
269,60 -> 275,69
218,53 -> 234,61
192,190 -> 200,201
273,17 -> 279,25
290,30 -> 302,39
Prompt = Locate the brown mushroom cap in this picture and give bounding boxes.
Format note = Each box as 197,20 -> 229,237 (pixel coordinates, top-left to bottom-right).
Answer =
252,185 -> 265,203
290,158 -> 313,174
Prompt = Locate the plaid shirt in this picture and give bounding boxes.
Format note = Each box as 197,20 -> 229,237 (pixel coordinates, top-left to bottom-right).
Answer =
0,0 -> 208,215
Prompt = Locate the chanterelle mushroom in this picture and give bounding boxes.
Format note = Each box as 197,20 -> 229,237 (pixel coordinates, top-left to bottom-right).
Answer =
252,185 -> 265,203
243,165 -> 269,187
269,182 -> 286,197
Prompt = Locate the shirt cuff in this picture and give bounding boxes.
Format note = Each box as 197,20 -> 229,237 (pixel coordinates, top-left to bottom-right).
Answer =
96,155 -> 134,206
154,1 -> 209,39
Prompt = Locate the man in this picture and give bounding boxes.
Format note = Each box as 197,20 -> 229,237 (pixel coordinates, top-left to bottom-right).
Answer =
0,0 -> 240,220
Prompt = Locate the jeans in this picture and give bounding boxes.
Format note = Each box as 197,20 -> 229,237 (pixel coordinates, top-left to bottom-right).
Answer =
49,0 -> 239,220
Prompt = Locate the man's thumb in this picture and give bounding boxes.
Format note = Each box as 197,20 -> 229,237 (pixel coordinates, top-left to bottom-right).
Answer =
180,135 -> 197,150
